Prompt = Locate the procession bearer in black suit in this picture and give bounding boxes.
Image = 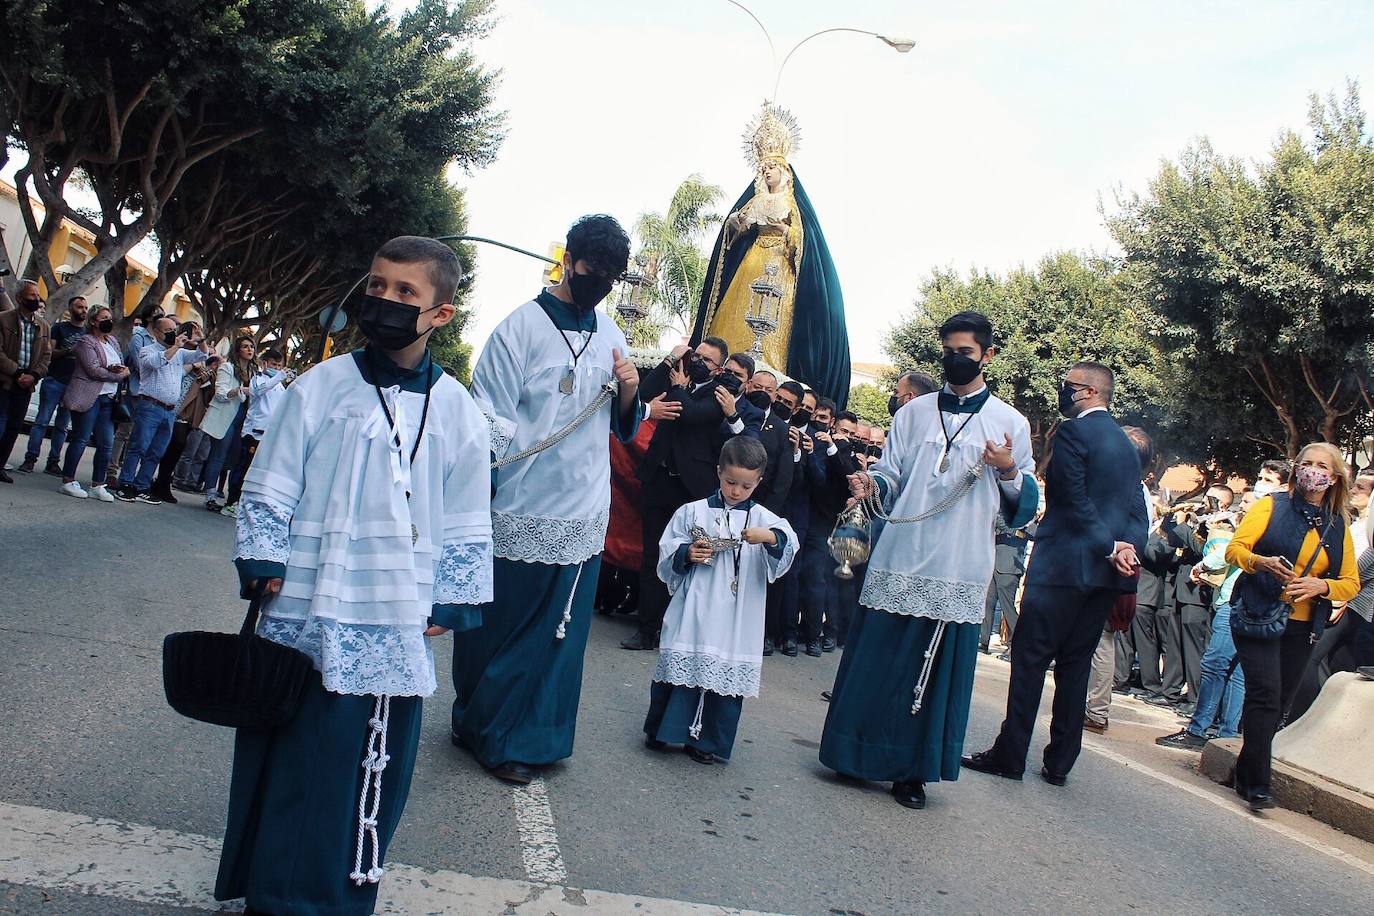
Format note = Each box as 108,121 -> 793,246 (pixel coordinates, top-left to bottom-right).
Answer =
963,362 -> 1148,785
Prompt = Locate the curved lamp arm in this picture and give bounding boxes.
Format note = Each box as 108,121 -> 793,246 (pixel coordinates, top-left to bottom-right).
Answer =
774,28 -> 914,101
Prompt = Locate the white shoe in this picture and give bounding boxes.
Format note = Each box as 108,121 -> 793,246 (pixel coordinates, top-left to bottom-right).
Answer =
89,484 -> 115,503
61,480 -> 89,499
220,502 -> 239,518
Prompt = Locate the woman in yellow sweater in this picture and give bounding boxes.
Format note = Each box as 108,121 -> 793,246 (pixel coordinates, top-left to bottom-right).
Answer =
1225,442 -> 1360,812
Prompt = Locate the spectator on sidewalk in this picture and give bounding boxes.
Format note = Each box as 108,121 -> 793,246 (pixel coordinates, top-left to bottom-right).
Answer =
18,295 -> 86,475
0,281 -> 52,483
57,306 -> 129,501
108,306 -> 164,485
150,354 -> 221,503
115,317 -> 208,503
202,336 -> 255,513
221,347 -> 294,517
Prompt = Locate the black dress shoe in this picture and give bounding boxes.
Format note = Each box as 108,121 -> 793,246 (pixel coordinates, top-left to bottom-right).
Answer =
891,781 -> 926,809
763,637 -> 775,657
821,636 -> 837,653
1145,694 -> 1179,709
0,469 -> 13,484
684,746 -> 715,765
487,761 -> 535,785
781,639 -> 798,657
820,690 -> 832,703
644,736 -> 668,751
1155,729 -> 1207,750
805,640 -> 823,657
1040,766 -> 1067,787
996,650 -> 1011,662
620,631 -> 658,650
1248,789 -> 1276,811
1112,685 -> 1131,696
960,750 -> 1023,781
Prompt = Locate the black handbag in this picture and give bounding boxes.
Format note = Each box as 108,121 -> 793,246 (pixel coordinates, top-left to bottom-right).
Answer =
111,382 -> 133,425
1231,515 -> 1334,640
162,593 -> 313,731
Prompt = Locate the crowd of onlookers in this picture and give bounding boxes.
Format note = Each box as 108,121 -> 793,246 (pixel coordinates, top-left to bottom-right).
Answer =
0,282 -> 292,515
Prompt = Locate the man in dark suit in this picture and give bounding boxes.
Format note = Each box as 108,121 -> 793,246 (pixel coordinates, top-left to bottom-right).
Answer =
765,386 -> 826,655
750,376 -> 797,516
964,362 -> 1148,784
622,337 -> 745,650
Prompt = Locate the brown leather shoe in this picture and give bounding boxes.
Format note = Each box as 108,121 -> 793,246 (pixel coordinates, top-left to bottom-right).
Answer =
1084,718 -> 1108,734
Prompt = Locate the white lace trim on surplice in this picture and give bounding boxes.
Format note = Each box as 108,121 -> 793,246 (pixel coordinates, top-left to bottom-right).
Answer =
235,497 -> 291,564
654,650 -> 761,699
860,567 -> 988,625
433,540 -> 494,606
257,615 -> 436,697
492,507 -> 609,566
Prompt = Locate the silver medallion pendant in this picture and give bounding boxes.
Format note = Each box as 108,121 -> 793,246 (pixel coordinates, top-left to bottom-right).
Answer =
411,523 -> 420,546
559,368 -> 575,396
731,579 -> 739,596
939,454 -> 951,473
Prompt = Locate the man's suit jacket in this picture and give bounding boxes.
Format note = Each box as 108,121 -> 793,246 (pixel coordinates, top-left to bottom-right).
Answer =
0,308 -> 52,390
1024,410 -> 1149,592
636,362 -> 733,500
754,412 -> 795,515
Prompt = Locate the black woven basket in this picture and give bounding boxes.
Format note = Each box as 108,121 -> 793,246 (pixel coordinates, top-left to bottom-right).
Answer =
162,594 -> 313,731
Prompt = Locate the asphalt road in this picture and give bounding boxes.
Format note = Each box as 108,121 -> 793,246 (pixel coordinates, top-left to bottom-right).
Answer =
2,460 -> 1372,915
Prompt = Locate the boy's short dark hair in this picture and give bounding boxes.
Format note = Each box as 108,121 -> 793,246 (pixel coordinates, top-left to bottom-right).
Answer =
719,436 -> 768,473
1260,458 -> 1292,484
726,352 -> 756,378
939,310 -> 994,351
375,236 -> 463,305
835,410 -> 859,425
565,214 -> 630,279
261,348 -> 284,362
779,380 -> 805,401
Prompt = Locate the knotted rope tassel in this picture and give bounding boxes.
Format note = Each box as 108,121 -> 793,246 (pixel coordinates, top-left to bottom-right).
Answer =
555,564 -> 584,640
350,695 -> 392,886
688,687 -> 708,740
910,621 -> 949,716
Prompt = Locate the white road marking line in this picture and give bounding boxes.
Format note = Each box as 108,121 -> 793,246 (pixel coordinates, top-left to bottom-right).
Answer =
1080,739 -> 1374,878
511,776 -> 569,884
0,800 -> 787,915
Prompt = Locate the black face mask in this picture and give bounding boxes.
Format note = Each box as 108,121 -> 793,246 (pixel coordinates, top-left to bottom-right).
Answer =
358,294 -> 437,351
162,330 -> 178,345
1058,382 -> 1084,418
943,352 -> 984,387
718,372 -> 743,395
790,407 -> 812,428
97,318 -> 115,334
771,400 -> 793,422
21,298 -> 41,312
745,390 -> 772,411
871,446 -> 884,460
887,395 -> 901,417
567,269 -> 614,312
686,356 -> 713,385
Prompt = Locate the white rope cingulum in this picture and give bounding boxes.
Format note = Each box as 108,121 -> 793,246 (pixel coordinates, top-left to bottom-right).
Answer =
350,695 -> 391,886
688,688 -> 707,740
910,621 -> 948,715
555,565 -> 584,640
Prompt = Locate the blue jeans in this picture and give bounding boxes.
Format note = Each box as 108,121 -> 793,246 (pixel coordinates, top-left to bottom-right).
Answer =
24,376 -> 70,465
118,398 -> 176,491
63,394 -> 117,485
202,403 -> 247,501
1186,602 -> 1245,738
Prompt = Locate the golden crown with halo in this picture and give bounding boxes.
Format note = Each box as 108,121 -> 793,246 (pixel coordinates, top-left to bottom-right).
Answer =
742,101 -> 802,170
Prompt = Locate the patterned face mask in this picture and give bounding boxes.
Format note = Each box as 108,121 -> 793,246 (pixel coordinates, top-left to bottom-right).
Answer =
1294,465 -> 1333,494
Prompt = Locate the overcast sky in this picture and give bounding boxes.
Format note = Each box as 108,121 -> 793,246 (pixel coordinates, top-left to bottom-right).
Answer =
434,0 -> 1374,367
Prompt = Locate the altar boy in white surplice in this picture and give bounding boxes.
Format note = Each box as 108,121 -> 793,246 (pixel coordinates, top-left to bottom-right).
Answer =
645,437 -> 797,764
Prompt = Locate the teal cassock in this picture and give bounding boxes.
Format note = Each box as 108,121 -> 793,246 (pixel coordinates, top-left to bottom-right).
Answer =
819,418 -> 1038,786
451,292 -> 639,769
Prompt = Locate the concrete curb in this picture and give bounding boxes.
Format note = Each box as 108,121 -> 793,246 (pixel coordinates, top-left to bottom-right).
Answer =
1199,738 -> 1374,844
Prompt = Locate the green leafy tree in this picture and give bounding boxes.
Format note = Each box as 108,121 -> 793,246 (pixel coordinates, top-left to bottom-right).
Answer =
1107,83 -> 1374,460
886,252 -> 1173,470
848,383 -> 890,429
627,174 -> 723,345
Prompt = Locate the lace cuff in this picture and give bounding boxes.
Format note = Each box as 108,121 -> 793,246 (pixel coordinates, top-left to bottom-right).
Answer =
433,539 -> 494,606
257,614 -> 436,697
235,495 -> 291,564
860,567 -> 987,625
483,408 -> 515,457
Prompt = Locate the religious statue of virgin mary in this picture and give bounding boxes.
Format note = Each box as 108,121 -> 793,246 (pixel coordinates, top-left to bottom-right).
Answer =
691,102 -> 851,407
